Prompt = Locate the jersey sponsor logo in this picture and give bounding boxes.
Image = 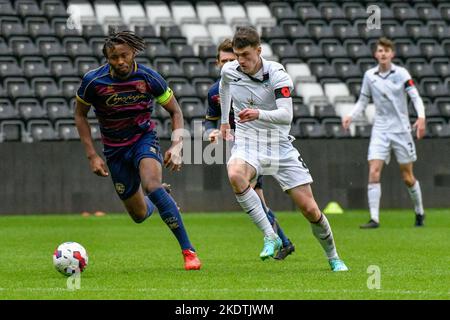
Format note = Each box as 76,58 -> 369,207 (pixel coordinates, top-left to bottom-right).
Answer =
232,77 -> 242,82
115,183 -> 125,194
105,92 -> 148,106
274,87 -> 291,99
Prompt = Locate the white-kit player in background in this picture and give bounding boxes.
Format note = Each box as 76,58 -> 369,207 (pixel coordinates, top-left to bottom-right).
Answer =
342,37 -> 426,228
220,27 -> 348,271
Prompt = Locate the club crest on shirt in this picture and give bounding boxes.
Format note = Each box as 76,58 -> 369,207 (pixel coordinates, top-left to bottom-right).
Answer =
115,183 -> 125,194
136,81 -> 147,93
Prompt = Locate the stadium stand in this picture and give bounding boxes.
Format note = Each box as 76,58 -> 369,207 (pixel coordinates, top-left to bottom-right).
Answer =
0,0 -> 449,141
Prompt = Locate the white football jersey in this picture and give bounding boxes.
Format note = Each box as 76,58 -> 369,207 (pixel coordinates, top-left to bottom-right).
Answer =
220,57 -> 294,144
359,63 -> 416,133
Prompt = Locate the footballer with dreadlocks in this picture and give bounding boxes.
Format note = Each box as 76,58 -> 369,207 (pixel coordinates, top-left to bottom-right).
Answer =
74,30 -> 202,270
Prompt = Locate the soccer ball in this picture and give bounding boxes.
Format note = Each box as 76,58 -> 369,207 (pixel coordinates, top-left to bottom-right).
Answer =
53,242 -> 88,276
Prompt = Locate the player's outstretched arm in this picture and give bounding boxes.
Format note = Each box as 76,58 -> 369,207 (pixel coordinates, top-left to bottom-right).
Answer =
161,96 -> 184,171
74,100 -> 108,177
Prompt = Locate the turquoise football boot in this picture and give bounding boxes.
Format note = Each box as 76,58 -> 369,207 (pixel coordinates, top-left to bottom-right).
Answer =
329,258 -> 349,272
260,236 -> 282,260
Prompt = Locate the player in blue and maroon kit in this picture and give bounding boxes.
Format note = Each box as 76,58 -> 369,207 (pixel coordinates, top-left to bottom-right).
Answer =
75,31 -> 201,270
204,39 -> 295,260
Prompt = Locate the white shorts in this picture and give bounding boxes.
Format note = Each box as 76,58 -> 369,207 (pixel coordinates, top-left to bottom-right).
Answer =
228,139 -> 313,191
368,131 -> 417,164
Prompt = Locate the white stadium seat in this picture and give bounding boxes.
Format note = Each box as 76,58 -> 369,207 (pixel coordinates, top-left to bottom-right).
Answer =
324,83 -> 355,104
286,63 -> 316,83
119,1 -> 147,26
245,3 -> 276,28
207,24 -> 233,45
171,2 -> 200,25
181,24 -> 213,54
196,2 -> 224,25
94,1 -> 123,33
221,2 -> 249,28
145,1 -> 173,28
67,1 -> 97,27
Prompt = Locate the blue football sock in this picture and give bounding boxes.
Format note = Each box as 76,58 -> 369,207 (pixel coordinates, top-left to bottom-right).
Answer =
133,197 -> 155,223
266,208 -> 291,247
148,187 -> 194,251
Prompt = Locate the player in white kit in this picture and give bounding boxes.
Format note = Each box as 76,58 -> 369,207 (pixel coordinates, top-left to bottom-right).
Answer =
220,27 -> 347,271
342,37 -> 426,228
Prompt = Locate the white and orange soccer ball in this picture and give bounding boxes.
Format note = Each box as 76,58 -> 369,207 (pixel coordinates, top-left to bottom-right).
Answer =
53,242 -> 88,276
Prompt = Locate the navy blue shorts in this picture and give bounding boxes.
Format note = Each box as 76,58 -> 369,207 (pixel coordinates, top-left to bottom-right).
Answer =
254,175 -> 263,189
103,130 -> 163,200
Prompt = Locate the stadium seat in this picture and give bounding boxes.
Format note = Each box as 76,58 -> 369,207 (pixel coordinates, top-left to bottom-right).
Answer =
44,97 -> 72,121
56,121 -> 80,140
66,1 -> 97,26
16,98 -> 47,120
167,77 -> 197,98
307,21 -> 335,41
292,97 -> 311,119
196,2 -> 224,25
269,39 -> 299,60
63,37 -> 93,58
15,0 -> 43,17
318,2 -> 346,22
180,24 -> 213,52
75,57 -> 100,76
82,24 -> 105,40
192,77 -> 214,100
145,1 -> 173,28
153,57 -> 184,78
180,58 -> 210,79
94,0 -> 124,34
25,17 -> 55,39
435,98 -> 450,119
335,102 -> 355,118
324,83 -> 354,105
418,40 -> 447,60
0,37 -> 13,56
144,39 -> 172,59
153,103 -> 170,120
354,124 -> 372,138
395,40 -> 422,60
294,39 -> 324,61
415,3 -> 442,22
269,2 -> 298,20
51,17 -> 79,39
355,20 -> 382,41
9,36 -> 40,57
36,36 -> 65,57
4,77 -> 34,99
42,0 -> 69,19
405,21 -> 432,42
31,77 -> 61,99
308,60 -> 340,83
429,22 -> 450,42
334,60 -> 363,81
27,119 -> 58,141
171,1 -> 200,25
170,42 -> 196,60
321,40 -> 348,60
49,57 -> 77,78
286,63 -> 317,83
0,98 -> 19,119
179,97 -> 205,119
296,118 -> 326,138
314,104 -> 337,119
59,77 -> 81,100
134,24 -> 156,38
0,0 -> 17,16
244,2 -> 276,28
21,56 -> 49,78
343,2 -> 367,22
0,120 -> 25,142
392,3 -> 420,22
119,1 -> 147,27
0,57 -> 24,77
426,117 -> 450,138
207,24 -> 234,45
0,17 -> 28,39
323,118 -> 351,138
438,3 -> 450,23
421,79 -> 448,100
332,22 -> 360,42
221,2 -> 250,28
295,3 -> 321,22
281,20 -> 310,41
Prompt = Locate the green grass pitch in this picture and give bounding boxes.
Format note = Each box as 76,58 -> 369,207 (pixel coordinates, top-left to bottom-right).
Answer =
0,209 -> 449,300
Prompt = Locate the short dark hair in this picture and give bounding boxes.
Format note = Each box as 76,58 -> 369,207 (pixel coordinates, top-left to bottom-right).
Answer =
232,26 -> 260,49
216,38 -> 233,60
375,37 -> 395,52
102,30 -> 145,58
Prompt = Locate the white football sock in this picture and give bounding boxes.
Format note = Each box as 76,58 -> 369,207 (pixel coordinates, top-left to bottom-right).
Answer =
408,180 -> 424,215
368,183 -> 381,223
236,187 -> 277,238
310,213 -> 339,260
